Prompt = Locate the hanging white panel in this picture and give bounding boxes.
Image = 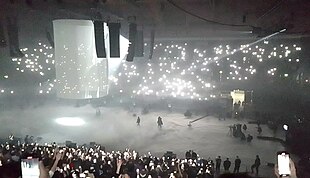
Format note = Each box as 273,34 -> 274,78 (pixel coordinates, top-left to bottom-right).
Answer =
53,19 -> 108,99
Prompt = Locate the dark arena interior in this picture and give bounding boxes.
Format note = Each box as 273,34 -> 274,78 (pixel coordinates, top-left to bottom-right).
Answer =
0,0 -> 310,178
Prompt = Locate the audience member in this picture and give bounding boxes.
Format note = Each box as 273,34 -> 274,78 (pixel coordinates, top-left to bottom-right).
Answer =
233,156 -> 241,173
223,158 -> 231,172
215,156 -> 221,172
251,155 -> 261,175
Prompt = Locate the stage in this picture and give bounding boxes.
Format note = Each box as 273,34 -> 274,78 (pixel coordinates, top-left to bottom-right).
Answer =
0,103 -> 285,177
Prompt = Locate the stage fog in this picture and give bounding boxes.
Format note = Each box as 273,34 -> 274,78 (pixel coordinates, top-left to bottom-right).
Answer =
0,100 -> 285,176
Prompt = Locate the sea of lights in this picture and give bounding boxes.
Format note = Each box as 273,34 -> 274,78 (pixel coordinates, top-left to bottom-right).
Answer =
107,40 -> 305,100
2,38 -> 308,99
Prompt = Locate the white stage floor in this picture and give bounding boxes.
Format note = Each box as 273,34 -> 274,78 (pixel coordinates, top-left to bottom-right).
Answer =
0,104 -> 285,177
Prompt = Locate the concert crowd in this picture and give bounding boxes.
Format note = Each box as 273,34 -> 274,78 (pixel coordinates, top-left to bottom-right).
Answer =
0,135 -> 267,178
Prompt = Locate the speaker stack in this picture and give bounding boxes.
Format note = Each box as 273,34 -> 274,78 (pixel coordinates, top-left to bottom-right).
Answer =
126,23 -> 137,62
108,23 -> 121,58
7,17 -> 23,57
0,20 -> 6,47
94,21 -> 106,58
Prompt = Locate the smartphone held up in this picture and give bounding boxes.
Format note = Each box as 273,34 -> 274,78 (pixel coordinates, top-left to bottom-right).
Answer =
21,157 -> 40,178
277,151 -> 291,177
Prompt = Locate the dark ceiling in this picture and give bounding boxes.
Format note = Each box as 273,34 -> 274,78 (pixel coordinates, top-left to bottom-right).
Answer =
0,0 -> 310,40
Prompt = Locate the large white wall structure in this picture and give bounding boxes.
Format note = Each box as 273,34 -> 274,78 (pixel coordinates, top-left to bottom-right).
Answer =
53,20 -> 109,99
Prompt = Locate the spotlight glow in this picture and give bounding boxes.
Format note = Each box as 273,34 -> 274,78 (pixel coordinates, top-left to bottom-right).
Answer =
55,117 -> 85,126
108,35 -> 129,75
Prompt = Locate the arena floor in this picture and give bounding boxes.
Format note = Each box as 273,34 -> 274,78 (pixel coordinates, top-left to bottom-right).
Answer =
0,103 -> 286,177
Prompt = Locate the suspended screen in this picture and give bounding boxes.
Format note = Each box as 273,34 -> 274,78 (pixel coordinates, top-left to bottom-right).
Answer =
53,20 -> 109,99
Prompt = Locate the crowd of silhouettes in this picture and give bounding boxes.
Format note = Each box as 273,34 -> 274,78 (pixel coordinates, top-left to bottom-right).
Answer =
0,134 -> 297,178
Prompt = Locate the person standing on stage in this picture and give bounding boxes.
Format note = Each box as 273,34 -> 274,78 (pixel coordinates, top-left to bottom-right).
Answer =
136,116 -> 141,126
157,116 -> 163,128
243,124 -> 247,132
